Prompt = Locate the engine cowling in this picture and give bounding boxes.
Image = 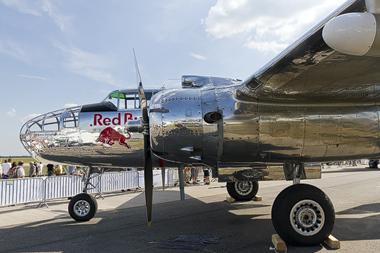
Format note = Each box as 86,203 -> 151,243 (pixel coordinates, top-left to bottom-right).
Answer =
323,12 -> 380,56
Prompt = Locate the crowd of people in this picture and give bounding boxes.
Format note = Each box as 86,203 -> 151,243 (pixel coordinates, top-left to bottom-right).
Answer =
0,158 -> 45,179
0,159 -> 86,179
183,167 -> 211,185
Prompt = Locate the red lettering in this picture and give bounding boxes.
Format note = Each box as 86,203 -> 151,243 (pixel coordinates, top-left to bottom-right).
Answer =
112,113 -> 121,125
103,118 -> 111,125
124,113 -> 133,124
94,114 -> 102,126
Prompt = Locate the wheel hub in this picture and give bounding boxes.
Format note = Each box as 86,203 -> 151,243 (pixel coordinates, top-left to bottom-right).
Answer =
73,200 -> 91,217
290,200 -> 325,236
234,181 -> 253,196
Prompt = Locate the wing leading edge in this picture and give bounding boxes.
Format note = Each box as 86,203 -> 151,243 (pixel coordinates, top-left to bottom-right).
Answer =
236,0 -> 380,104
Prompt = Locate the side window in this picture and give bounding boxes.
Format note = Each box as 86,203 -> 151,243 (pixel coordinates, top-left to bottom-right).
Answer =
61,108 -> 80,128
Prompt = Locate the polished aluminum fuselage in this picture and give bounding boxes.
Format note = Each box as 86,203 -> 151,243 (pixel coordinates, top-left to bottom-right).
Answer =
149,77 -> 379,168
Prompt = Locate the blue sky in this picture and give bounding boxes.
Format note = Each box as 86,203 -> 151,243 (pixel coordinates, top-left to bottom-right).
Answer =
0,0 -> 347,156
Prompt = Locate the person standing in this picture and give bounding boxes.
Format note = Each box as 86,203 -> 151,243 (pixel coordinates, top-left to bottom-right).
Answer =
29,162 -> 36,177
203,168 -> 211,185
54,164 -> 63,176
68,165 -> 76,175
7,162 -> 18,178
72,166 -> 84,178
16,161 -> 25,178
3,159 -> 11,178
37,162 -> 43,176
0,158 -> 2,179
47,164 -> 54,176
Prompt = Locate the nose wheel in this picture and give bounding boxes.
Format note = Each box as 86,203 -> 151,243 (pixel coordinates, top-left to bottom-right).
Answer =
69,193 -> 98,221
271,184 -> 335,246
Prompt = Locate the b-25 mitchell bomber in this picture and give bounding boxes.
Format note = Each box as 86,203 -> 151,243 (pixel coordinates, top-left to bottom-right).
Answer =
20,0 -> 380,246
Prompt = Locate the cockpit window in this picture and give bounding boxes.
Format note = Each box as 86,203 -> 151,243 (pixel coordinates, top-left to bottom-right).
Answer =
119,93 -> 138,110
103,90 -> 155,110
103,91 -> 119,108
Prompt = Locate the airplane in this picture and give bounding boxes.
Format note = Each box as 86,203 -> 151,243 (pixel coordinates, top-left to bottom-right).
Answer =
19,0 -> 380,247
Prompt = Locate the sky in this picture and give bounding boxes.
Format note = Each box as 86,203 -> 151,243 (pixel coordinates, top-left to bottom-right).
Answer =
0,0 -> 348,156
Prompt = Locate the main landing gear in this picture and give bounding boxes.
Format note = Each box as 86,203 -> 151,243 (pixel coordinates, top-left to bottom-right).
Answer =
272,184 -> 334,246
271,163 -> 335,246
226,164 -> 335,246
226,181 -> 259,201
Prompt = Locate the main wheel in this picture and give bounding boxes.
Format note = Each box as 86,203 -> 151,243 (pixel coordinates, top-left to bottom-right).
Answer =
369,160 -> 378,168
68,193 -> 98,221
271,184 -> 335,246
226,181 -> 259,201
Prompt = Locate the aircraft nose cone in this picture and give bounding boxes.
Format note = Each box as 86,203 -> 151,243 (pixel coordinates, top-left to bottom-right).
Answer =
19,106 -> 81,160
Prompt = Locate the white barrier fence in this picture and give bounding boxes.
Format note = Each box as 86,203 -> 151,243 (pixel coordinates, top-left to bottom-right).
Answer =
0,170 -> 174,207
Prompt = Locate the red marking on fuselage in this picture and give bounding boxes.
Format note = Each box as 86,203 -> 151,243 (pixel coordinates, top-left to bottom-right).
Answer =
95,127 -> 131,149
93,113 -> 135,126
158,158 -> 163,167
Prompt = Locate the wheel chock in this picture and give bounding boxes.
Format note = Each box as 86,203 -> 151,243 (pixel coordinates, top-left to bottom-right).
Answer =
324,235 -> 340,249
253,196 -> 262,201
226,197 -> 235,202
272,234 -> 286,251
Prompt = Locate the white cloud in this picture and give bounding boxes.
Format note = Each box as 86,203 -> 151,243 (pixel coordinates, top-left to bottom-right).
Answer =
41,0 -> 71,32
55,43 -> 122,87
204,0 -> 347,54
7,108 -> 16,117
20,113 -> 41,123
0,40 -> 30,62
189,53 -> 207,61
64,103 -> 78,108
0,0 -> 41,16
18,74 -> 48,80
0,0 -> 70,32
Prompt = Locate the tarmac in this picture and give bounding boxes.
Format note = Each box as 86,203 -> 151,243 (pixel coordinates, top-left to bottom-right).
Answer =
1,165 -> 380,252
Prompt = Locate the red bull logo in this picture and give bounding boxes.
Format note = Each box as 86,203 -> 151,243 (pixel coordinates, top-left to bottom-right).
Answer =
93,113 -> 141,126
95,127 -> 131,149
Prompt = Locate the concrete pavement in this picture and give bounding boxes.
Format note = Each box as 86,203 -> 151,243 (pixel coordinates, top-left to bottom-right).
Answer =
1,165 -> 380,252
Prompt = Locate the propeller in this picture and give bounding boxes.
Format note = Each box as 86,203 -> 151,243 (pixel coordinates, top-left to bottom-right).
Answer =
134,49 -> 153,227
162,167 -> 166,191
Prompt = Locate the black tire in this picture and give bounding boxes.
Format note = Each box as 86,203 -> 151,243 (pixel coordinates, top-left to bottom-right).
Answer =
369,160 -> 378,168
226,181 -> 259,201
271,184 -> 335,246
68,193 -> 98,221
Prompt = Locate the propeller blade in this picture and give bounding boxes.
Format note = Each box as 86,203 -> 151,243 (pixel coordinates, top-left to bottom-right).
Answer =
161,167 -> 166,192
144,151 -> 153,227
134,49 -> 153,227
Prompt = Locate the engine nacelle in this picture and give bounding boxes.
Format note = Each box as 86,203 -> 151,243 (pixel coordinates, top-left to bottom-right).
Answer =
323,13 -> 380,56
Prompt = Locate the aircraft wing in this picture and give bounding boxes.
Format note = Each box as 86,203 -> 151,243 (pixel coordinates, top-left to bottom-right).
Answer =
236,0 -> 379,104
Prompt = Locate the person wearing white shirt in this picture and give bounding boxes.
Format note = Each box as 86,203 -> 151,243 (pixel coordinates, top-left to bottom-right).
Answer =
1,159 -> 11,178
37,162 -> 43,176
2,159 -> 12,178
16,161 -> 25,178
